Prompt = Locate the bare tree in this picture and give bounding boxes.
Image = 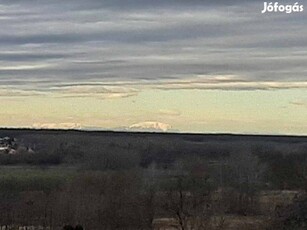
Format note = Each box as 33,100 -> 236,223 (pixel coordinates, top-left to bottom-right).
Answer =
159,159 -> 213,230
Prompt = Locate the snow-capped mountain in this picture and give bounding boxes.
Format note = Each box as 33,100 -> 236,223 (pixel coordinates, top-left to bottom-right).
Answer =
128,121 -> 171,132
32,123 -> 82,130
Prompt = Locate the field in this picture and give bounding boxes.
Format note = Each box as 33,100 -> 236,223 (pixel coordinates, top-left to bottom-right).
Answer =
0,129 -> 306,229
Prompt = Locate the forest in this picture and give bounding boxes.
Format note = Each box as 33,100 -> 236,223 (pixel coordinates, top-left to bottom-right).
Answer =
0,128 -> 306,229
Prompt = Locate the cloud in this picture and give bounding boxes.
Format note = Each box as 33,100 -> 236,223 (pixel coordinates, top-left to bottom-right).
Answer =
154,78 -> 307,91
0,89 -> 43,97
51,76 -> 307,93
0,64 -> 51,70
1,74 -> 307,99
0,52 -> 69,62
51,85 -> 139,99
289,101 -> 307,107
0,0 -> 306,95
158,109 -> 181,116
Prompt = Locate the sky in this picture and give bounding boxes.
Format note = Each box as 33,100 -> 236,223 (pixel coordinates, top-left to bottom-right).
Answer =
0,0 -> 306,134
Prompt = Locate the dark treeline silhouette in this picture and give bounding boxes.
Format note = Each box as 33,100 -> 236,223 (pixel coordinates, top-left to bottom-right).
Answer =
63,225 -> 83,230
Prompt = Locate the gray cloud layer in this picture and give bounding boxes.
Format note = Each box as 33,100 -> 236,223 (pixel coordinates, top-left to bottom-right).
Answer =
0,0 -> 306,96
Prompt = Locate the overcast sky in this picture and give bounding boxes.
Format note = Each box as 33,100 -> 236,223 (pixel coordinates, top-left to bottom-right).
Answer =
0,0 -> 306,134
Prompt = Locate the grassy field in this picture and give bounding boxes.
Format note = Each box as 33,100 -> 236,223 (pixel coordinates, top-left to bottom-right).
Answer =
0,166 -> 78,194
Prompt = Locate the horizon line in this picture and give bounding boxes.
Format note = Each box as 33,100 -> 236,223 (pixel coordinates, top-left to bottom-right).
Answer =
0,127 -> 306,138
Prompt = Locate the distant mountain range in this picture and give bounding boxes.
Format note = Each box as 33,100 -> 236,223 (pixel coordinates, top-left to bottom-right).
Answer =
83,121 -> 178,133
31,121 -> 178,133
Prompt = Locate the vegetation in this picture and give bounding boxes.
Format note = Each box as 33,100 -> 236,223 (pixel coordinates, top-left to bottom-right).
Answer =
0,129 -> 306,229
